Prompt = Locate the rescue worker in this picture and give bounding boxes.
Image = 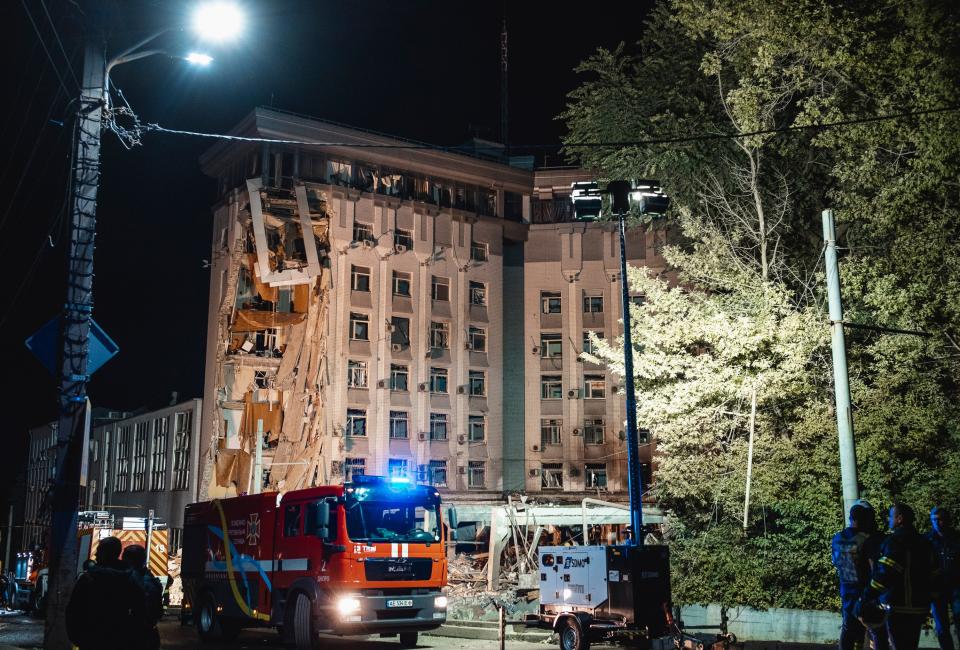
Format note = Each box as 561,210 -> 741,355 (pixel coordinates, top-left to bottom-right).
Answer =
122,544 -> 164,650
832,500 -> 882,650
65,536 -> 147,650
859,504 -> 935,650
928,507 -> 960,650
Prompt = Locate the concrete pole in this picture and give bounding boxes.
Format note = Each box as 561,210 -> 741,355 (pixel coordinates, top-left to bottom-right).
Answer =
145,509 -> 154,575
823,209 -> 859,518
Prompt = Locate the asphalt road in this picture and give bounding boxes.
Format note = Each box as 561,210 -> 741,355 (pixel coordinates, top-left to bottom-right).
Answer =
0,611 -> 553,649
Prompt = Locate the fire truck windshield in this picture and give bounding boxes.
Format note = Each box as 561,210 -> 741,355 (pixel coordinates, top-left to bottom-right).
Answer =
345,500 -> 442,543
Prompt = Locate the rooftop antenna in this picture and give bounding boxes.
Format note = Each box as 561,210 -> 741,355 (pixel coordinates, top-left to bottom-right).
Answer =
500,15 -> 509,153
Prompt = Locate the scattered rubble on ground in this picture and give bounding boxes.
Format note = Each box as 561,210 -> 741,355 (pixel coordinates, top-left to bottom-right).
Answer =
167,551 -> 182,606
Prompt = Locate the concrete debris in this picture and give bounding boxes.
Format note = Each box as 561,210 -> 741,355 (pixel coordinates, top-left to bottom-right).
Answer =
166,551 -> 182,606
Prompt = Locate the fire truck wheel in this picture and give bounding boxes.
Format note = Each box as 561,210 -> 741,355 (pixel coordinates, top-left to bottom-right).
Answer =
558,616 -> 590,650
398,631 -> 418,648
292,592 -> 314,649
196,593 -> 239,643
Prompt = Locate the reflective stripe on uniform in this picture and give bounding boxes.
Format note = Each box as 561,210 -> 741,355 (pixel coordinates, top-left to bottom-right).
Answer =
878,556 -> 903,572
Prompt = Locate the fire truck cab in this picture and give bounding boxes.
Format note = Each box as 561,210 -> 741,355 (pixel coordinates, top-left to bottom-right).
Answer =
182,476 -> 448,648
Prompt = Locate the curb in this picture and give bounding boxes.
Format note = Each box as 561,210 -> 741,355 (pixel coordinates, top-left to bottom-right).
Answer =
424,622 -> 553,643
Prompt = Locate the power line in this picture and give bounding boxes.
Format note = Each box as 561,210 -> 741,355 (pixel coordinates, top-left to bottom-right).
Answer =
39,0 -> 81,91
140,104 -> 960,151
20,0 -> 78,98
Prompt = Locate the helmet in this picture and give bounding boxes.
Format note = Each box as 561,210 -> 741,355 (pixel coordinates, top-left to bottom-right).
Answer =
850,499 -> 874,515
855,598 -> 887,629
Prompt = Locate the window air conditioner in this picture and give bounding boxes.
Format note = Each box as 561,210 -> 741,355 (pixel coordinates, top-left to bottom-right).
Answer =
531,346 -> 539,355
457,385 -> 466,394
361,239 -> 374,249
418,432 -> 427,441
531,444 -> 540,452
568,389 -> 580,399
572,428 -> 581,436
529,468 -> 540,477
464,342 -> 472,350
457,435 -> 466,445
570,467 -> 581,477
394,244 -> 407,254
391,343 -> 403,353
377,379 -> 386,389
458,466 -> 466,475
418,383 -> 427,392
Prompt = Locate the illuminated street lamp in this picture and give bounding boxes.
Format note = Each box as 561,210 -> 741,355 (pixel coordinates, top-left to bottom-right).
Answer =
192,1 -> 246,42
572,180 -> 669,545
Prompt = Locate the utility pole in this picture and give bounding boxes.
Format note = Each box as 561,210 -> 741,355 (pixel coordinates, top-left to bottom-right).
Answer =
4,503 -> 13,572
823,209 -> 859,519
44,24 -> 106,650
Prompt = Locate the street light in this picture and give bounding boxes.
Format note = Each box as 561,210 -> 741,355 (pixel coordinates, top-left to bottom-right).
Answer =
572,179 -> 669,545
185,52 -> 215,66
192,1 -> 246,42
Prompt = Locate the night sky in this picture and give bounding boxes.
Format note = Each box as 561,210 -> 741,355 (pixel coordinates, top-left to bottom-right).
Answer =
1,0 -> 653,502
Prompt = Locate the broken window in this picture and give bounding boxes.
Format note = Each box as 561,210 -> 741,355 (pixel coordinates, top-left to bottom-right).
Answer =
431,276 -> 450,301
541,419 -> 562,447
429,460 -> 447,487
344,457 -> 365,481
388,458 -> 409,480
173,412 -> 192,491
583,331 -> 604,355
150,416 -> 168,492
350,312 -> 369,340
586,463 -> 608,489
351,265 -> 371,292
468,326 -> 486,352
584,374 -> 606,399
394,229 -> 413,250
583,294 -> 604,313
541,333 -> 562,358
429,413 -> 448,441
541,291 -> 561,314
429,367 -> 448,394
541,376 -> 563,400
429,321 -> 449,349
470,241 -> 488,262
346,409 -> 367,437
469,281 -> 486,306
390,364 -> 408,391
115,426 -> 131,492
352,222 -> 374,244
132,421 -> 148,492
584,418 -> 605,445
468,415 -> 485,442
389,411 -> 408,439
393,271 -> 411,296
468,370 -> 485,397
347,360 -> 368,388
390,316 -> 410,347
467,461 -> 485,488
542,463 -> 564,490
327,159 -> 352,186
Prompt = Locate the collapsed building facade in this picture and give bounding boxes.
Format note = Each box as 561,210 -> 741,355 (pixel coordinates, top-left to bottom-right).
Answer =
197,108 -> 671,518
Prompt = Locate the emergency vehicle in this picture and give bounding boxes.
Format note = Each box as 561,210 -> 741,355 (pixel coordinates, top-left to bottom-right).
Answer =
181,475 -> 448,649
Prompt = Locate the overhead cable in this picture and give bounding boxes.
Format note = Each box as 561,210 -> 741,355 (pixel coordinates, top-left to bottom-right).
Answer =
19,0 -> 78,98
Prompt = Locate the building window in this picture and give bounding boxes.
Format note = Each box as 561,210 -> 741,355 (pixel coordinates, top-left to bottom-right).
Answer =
468,370 -> 486,397
630,293 -> 646,307
431,276 -> 450,301
351,265 -> 371,292
347,360 -> 368,388
390,316 -> 410,348
541,375 -> 563,400
173,412 -> 191,491
429,321 -> 449,349
429,460 -> 447,487
150,417 -> 168,491
389,411 -> 408,439
469,281 -> 486,306
393,271 -> 411,296
345,457 -> 365,481
468,326 -> 487,352
429,367 -> 448,394
584,374 -> 606,399
388,458 -> 409,480
584,418 -> 605,445
352,221 -> 374,243
132,421 -> 148,492
115,426 -> 131,492
394,228 -> 413,250
542,463 -> 564,490
586,463 -> 608,489
468,461 -> 485,489
583,294 -> 604,313
583,331 -> 604,355
350,312 -> 369,340
429,413 -> 448,441
541,419 -> 562,447
541,291 -> 561,314
640,428 -> 650,443
346,409 -> 367,437
284,503 -> 302,537
540,333 -> 562,358
468,415 -> 485,442
470,241 -> 488,262
390,364 -> 409,391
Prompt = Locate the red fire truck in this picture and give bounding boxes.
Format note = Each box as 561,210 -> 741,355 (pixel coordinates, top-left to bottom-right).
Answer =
181,475 -> 448,648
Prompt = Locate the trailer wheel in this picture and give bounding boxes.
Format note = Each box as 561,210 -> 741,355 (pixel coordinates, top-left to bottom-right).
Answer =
399,630 -> 418,647
558,616 -> 590,650
292,592 -> 314,649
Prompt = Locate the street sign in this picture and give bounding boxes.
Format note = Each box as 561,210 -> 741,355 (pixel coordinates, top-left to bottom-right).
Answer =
25,314 -> 119,377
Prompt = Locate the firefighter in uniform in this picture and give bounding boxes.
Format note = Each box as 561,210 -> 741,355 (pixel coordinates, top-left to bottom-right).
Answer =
833,500 -> 884,650
859,504 -> 935,650
928,507 -> 960,650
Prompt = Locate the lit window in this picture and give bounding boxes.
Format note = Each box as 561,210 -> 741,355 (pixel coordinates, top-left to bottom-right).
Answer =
350,312 -> 369,340
468,370 -> 486,397
388,458 -> 409,480
429,321 -> 449,349
346,409 -> 367,437
583,294 -> 604,313
469,281 -> 486,306
351,265 -> 371,292
584,418 -> 605,445
541,291 -> 561,314
432,276 -> 450,301
389,411 -> 408,439
540,333 -> 562,358
390,364 -> 408,391
541,419 -> 562,447
468,461 -> 485,489
585,463 -> 608,489
429,367 -> 448,394
429,413 -> 448,441
468,415 -> 485,442
468,326 -> 487,352
393,271 -> 411,296
584,374 -> 606,399
470,241 -> 488,262
541,463 -> 564,490
347,360 -> 368,388
540,375 -> 563,400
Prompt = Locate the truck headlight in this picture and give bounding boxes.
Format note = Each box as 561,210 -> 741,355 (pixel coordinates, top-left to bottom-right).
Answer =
336,596 -> 362,617
434,596 -> 448,609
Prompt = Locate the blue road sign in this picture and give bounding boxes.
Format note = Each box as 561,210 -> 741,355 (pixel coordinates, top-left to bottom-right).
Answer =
25,315 -> 120,377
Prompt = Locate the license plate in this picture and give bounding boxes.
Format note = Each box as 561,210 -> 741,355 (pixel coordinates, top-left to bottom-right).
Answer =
386,599 -> 414,608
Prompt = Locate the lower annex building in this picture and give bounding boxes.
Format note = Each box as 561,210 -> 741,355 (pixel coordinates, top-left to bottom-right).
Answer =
198,108 -> 672,511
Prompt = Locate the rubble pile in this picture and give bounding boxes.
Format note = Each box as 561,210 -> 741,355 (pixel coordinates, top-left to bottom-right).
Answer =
166,551 -> 182,606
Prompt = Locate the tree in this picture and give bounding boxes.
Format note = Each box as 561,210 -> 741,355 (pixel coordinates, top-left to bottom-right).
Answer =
567,0 -> 960,610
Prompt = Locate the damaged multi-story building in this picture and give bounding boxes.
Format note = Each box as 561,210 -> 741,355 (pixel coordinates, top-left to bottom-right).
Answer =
197,108 -> 670,513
